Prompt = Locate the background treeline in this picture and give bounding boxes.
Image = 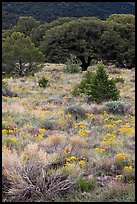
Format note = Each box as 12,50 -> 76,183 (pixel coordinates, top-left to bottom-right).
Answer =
2,2 -> 135,29
2,13 -> 135,77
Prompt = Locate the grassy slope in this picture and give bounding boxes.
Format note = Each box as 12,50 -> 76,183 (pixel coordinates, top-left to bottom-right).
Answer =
2,64 -> 135,202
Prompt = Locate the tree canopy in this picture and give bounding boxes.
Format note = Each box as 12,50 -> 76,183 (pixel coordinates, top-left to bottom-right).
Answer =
2,2 -> 135,29
2,32 -> 44,76
2,14 -> 135,73
39,15 -> 135,70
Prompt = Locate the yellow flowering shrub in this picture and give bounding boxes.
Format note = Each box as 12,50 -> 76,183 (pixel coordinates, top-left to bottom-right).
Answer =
124,165 -> 133,172
95,148 -> 106,154
78,129 -> 90,136
114,153 -> 130,169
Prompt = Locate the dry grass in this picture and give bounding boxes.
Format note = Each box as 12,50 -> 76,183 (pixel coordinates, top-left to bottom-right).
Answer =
2,63 -> 135,202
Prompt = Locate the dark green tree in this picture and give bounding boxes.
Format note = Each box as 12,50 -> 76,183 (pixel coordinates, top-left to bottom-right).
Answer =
106,14 -> 135,68
39,15 -> 134,70
30,17 -> 76,47
39,17 -> 109,71
72,61 -> 120,103
12,16 -> 40,36
2,32 -> 44,76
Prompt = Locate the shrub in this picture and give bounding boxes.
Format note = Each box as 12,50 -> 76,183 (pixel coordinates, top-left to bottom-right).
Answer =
41,118 -> 59,130
104,101 -> 131,114
64,54 -> 81,73
65,104 -> 86,120
76,177 -> 96,192
2,79 -> 18,97
72,61 -> 120,103
2,148 -> 75,202
113,77 -> 125,83
38,77 -> 49,88
72,71 -> 96,97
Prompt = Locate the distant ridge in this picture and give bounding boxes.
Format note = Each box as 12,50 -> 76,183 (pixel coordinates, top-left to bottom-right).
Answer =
2,2 -> 135,29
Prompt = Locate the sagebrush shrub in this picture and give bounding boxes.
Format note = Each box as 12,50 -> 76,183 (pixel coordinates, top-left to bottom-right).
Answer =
72,61 -> 120,103
65,104 -> 86,120
38,77 -> 49,88
41,119 -> 59,130
104,101 -> 131,114
64,54 -> 81,73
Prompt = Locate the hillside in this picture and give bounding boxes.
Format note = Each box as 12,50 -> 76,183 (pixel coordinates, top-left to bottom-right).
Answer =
2,63 -> 135,202
2,2 -> 135,29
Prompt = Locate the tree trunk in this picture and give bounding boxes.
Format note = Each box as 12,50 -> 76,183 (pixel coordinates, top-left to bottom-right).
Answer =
19,58 -> 23,76
79,56 -> 92,71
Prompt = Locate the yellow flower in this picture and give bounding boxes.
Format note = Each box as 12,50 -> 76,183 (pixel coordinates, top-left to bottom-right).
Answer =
8,129 -> 14,133
78,125 -> 86,129
39,128 -> 45,133
66,114 -> 72,118
78,160 -> 85,166
106,124 -> 116,129
95,148 -> 106,153
65,162 -> 75,167
124,165 -> 133,172
115,153 -> 129,160
10,137 -> 17,143
78,129 -> 90,136
13,127 -> 18,131
103,111 -> 109,117
119,124 -> 134,135
63,95 -> 68,99
86,113 -> 94,118
116,119 -> 122,123
2,129 -> 8,134
64,147 -> 71,154
66,156 -> 77,161
106,133 -> 115,137
7,116 -> 12,120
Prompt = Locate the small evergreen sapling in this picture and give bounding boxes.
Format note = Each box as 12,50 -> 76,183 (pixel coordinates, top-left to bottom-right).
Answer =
72,61 -> 120,103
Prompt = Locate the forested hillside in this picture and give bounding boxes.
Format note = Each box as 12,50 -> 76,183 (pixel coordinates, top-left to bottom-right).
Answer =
2,2 -> 135,29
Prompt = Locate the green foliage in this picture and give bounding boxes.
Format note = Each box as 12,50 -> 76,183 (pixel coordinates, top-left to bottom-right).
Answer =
64,54 -> 81,73
30,17 -> 76,47
72,61 -> 120,103
2,79 -> 8,87
39,14 -> 134,69
2,2 -> 134,30
2,32 -> 44,76
39,17 -> 109,68
12,16 -> 40,36
2,79 -> 18,97
106,14 -> 135,68
104,101 -> 130,114
112,77 -> 125,83
76,177 -> 96,192
38,77 -> 49,88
